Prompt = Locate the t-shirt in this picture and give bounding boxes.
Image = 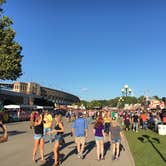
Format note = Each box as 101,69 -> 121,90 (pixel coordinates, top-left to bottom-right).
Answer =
133,115 -> 139,123
104,117 -> 111,123
141,114 -> 147,122
72,118 -> 88,137
95,124 -> 104,137
111,112 -> 115,118
44,114 -> 53,128
110,126 -> 121,140
163,117 -> 166,123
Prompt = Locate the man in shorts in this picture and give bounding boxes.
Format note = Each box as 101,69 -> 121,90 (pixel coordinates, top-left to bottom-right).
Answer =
72,112 -> 88,159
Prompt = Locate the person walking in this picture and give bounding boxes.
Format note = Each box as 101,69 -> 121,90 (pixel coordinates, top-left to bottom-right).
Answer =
141,111 -> 148,130
124,114 -> 131,131
49,114 -> 64,166
93,117 -> 106,161
132,112 -> 139,132
32,111 -> 45,164
110,119 -> 124,160
0,117 -> 8,143
71,112 -> 88,159
43,110 -> 53,143
104,112 -> 111,136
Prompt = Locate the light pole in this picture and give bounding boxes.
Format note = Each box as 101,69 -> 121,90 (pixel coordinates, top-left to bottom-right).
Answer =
121,84 -> 132,97
117,97 -> 125,108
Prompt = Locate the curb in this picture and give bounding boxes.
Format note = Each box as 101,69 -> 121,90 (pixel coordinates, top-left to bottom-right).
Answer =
123,131 -> 135,166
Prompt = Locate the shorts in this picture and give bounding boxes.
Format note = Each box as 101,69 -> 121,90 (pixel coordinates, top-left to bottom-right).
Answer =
112,138 -> 121,144
34,134 -> 43,140
95,136 -> 104,141
75,136 -> 86,144
54,134 -> 62,142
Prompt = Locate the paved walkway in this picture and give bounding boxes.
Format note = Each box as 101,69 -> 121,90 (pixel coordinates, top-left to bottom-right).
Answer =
0,120 -> 135,166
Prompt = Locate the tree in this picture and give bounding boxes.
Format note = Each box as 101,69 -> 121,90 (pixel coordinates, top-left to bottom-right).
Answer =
153,96 -> 161,100
0,0 -> 23,80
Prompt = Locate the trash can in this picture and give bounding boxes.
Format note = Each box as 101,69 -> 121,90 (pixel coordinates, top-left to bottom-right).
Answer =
158,125 -> 166,135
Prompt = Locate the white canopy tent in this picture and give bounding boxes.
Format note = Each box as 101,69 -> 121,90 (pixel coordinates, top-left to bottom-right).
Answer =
4,105 -> 21,109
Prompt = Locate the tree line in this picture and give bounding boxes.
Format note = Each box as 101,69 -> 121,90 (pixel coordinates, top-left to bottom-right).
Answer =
76,96 -> 162,109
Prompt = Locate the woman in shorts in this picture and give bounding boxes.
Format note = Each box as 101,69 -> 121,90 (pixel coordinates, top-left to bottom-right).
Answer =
49,114 -> 64,166
93,117 -> 105,161
110,119 -> 124,160
32,111 -> 45,164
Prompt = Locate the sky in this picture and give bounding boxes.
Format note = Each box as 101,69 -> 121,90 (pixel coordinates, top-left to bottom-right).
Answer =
2,0 -> 166,100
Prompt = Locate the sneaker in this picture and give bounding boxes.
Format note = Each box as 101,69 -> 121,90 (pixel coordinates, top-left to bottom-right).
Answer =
101,157 -> 105,160
77,154 -> 81,159
112,155 -> 116,161
115,156 -> 119,160
80,153 -> 84,159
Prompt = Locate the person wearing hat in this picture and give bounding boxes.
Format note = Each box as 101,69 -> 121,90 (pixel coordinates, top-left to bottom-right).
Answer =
71,112 -> 88,159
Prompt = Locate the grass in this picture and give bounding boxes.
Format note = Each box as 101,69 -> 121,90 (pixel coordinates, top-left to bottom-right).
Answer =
124,129 -> 166,166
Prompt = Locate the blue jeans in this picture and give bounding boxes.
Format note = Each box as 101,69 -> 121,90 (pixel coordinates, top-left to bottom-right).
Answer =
34,134 -> 43,140
133,122 -> 138,131
43,128 -> 52,143
112,138 -> 121,144
55,134 -> 62,142
142,121 -> 147,130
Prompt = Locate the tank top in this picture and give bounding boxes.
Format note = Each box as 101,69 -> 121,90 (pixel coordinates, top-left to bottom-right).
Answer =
54,123 -> 63,135
34,122 -> 43,135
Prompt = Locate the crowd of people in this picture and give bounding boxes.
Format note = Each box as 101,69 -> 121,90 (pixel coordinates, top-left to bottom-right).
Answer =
121,108 -> 166,132
1,107 -> 166,165
29,109 -> 125,166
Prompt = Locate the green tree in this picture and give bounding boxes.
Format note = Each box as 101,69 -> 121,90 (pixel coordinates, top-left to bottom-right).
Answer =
0,0 -> 23,80
138,96 -> 144,103
153,96 -> 161,100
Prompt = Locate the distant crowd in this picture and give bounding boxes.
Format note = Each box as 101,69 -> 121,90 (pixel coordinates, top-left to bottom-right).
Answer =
120,108 -> 166,132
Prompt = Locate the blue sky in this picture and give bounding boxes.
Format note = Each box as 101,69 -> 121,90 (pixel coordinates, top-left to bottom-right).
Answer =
2,0 -> 166,100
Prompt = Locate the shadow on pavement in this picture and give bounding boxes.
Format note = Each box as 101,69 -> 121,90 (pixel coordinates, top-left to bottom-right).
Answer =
39,140 -> 75,165
40,153 -> 65,166
120,143 -> 125,152
59,140 -> 74,151
62,132 -> 72,138
84,140 -> 96,158
61,146 -> 77,163
104,141 -> 111,157
1,130 -> 27,137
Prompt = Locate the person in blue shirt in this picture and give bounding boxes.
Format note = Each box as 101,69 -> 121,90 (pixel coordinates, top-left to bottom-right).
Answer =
71,112 -> 88,159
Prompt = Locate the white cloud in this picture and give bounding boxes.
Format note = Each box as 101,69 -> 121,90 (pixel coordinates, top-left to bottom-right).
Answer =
81,88 -> 89,92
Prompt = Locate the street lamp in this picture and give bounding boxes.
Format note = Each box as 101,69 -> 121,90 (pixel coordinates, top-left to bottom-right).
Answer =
117,97 -> 125,108
121,84 -> 132,97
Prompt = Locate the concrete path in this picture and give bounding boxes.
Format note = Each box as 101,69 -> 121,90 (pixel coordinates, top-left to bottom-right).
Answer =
0,120 -> 135,166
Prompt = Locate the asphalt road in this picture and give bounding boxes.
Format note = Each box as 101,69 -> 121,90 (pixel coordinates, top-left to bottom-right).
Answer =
0,119 -> 135,166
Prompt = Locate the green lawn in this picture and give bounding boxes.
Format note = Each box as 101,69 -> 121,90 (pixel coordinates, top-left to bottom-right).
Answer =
125,129 -> 166,166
